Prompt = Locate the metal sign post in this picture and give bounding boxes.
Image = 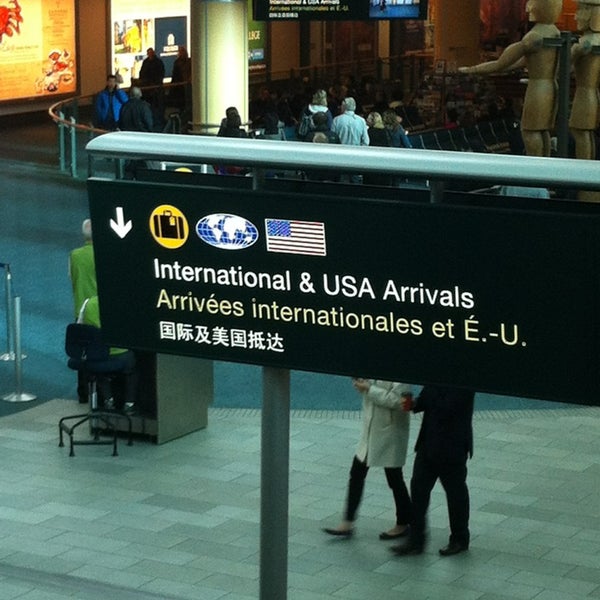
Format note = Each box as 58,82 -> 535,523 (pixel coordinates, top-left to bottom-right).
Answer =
260,367 -> 290,600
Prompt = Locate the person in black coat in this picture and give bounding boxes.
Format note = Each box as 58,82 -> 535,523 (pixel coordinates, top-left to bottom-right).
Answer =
118,86 -> 154,178
215,107 -> 248,175
364,112 -> 392,186
138,47 -> 165,127
305,111 -> 340,144
170,46 -> 191,110
139,47 -> 165,87
217,107 -> 248,139
392,385 -> 474,557
118,87 -> 154,132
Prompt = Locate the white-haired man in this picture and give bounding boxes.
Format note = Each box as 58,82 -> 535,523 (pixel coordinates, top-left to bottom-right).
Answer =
331,97 -> 369,183
332,97 -> 370,147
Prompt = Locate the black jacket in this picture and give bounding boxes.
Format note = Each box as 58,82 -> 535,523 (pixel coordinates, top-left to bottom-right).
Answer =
139,56 -> 165,86
413,385 -> 474,462
118,98 -> 154,132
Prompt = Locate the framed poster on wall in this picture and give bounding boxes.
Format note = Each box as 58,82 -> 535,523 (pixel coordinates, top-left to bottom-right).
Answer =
111,0 -> 190,86
0,0 -> 77,102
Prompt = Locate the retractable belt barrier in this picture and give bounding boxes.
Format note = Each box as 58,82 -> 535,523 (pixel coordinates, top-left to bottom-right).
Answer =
1,263 -> 36,403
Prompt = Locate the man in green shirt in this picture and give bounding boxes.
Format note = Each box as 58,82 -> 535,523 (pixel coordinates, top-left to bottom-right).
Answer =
69,219 -> 97,403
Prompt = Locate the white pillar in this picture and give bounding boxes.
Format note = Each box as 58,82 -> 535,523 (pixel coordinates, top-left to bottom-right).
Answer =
191,0 -> 248,134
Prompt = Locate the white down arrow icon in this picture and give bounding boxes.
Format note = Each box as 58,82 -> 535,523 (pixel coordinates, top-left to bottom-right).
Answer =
110,207 -> 133,238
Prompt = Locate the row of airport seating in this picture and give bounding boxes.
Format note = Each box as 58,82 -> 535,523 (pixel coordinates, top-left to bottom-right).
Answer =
408,118 -> 520,154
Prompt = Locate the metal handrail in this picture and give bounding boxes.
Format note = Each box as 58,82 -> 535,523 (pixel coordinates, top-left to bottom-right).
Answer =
48,99 -> 105,135
86,131 -> 600,192
47,83 -> 187,134
47,82 -> 190,177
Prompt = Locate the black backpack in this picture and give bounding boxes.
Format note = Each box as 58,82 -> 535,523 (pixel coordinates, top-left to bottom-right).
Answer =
296,109 -> 315,140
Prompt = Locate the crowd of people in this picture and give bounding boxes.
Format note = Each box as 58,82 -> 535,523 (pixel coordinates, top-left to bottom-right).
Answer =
93,45 -> 526,143
217,89 -> 412,185
217,78 -> 533,174
95,54 -> 600,180
243,70 -> 527,143
92,37 -> 600,165
215,83 -> 420,183
244,78 -> 419,145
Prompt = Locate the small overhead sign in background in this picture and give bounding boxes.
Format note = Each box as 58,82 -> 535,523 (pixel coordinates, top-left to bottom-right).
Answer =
89,178 -> 600,406
251,0 -> 428,21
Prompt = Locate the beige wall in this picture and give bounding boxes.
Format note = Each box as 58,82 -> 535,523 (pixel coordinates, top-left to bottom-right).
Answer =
269,22 -> 301,79
434,0 -> 480,65
77,0 -> 109,99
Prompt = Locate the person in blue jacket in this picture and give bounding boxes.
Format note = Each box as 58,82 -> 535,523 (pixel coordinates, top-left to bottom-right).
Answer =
94,74 -> 128,130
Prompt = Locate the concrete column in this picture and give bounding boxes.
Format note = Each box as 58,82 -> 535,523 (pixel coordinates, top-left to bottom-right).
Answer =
434,0 -> 480,65
191,0 -> 248,134
378,20 -> 391,79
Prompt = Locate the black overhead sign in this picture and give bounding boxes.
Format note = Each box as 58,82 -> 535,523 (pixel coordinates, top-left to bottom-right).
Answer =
252,0 -> 427,21
88,178 -> 600,406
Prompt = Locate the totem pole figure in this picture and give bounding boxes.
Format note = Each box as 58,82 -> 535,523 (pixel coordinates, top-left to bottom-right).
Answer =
459,0 -> 563,157
569,0 -> 600,161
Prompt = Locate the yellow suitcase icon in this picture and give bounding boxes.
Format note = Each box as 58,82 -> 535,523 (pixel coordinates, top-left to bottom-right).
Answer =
153,209 -> 184,239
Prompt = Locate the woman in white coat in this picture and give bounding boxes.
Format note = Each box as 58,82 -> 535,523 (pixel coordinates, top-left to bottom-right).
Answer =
323,378 -> 412,539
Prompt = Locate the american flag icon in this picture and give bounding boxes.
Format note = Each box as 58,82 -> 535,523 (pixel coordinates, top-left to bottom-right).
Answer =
265,219 -> 327,256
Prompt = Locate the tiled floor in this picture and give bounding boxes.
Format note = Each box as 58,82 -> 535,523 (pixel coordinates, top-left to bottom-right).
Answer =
0,399 -> 598,599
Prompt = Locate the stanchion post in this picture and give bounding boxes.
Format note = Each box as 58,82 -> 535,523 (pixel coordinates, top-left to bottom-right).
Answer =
115,158 -> 125,180
557,32 -> 574,159
58,111 -> 67,173
3,296 -> 36,403
88,131 -> 95,178
543,33 -> 574,158
0,263 -> 14,361
70,117 -> 78,178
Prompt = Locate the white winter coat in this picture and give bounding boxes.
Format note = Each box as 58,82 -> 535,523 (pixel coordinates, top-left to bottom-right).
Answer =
355,380 -> 411,468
